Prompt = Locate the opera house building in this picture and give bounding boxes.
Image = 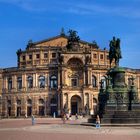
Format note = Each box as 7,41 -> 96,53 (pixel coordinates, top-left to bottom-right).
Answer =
0,30 -> 140,118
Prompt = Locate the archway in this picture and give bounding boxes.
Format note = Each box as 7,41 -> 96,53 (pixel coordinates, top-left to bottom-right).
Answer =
27,99 -> 32,116
38,99 -> 45,116
50,98 -> 57,116
16,99 -> 21,117
71,95 -> 82,115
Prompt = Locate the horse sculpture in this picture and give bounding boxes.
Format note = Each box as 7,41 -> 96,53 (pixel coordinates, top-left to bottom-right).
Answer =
109,37 -> 122,67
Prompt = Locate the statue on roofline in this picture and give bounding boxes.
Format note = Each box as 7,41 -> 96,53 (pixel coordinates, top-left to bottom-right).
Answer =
66,29 -> 80,50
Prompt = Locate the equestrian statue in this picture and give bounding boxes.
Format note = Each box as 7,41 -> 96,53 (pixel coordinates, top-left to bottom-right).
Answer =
109,36 -> 122,67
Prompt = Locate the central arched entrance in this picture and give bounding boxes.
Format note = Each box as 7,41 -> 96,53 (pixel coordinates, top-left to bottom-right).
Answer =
71,95 -> 82,115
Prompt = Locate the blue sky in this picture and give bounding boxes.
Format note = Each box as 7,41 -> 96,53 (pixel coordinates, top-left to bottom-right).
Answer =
0,0 -> 140,68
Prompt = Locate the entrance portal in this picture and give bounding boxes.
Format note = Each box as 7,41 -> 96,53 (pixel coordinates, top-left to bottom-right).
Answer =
71,95 -> 82,115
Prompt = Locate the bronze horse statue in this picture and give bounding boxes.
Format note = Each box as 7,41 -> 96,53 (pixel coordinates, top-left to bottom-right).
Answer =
109,37 -> 122,67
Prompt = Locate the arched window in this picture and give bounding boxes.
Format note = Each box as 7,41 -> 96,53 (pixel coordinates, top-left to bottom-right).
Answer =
50,75 -> 57,88
38,76 -> 45,88
27,76 -> 33,88
17,100 -> 21,105
92,75 -> 97,87
8,77 -> 12,90
17,77 -> 22,90
27,99 -> 32,105
39,99 -> 44,105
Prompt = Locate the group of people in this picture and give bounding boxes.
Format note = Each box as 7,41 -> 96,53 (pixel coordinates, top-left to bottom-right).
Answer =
29,113 -> 101,128
61,113 -> 81,123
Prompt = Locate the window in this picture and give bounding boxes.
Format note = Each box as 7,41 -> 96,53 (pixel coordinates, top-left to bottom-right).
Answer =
8,78 -> 12,90
17,100 -> 21,105
27,99 -> 32,105
50,75 -> 57,88
27,76 -> 33,88
71,78 -> 78,87
44,53 -> 48,58
22,56 -> 25,61
92,76 -> 97,87
17,77 -> 22,90
38,76 -> 45,88
29,55 -> 32,60
36,54 -> 40,59
52,53 -> 56,58
39,99 -> 44,105
93,54 -> 97,59
7,100 -> 11,106
100,54 -> 104,59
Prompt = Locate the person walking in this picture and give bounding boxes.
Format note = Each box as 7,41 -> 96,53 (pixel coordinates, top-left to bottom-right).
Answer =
96,115 -> 100,128
31,115 -> 35,125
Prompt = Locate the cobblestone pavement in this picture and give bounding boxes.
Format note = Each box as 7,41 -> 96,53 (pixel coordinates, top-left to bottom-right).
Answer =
0,118 -> 140,140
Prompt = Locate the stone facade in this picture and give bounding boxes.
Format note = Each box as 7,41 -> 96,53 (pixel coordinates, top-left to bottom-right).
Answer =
0,34 -> 140,118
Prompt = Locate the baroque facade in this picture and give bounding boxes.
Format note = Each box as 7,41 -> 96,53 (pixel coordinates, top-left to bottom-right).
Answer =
0,31 -> 140,118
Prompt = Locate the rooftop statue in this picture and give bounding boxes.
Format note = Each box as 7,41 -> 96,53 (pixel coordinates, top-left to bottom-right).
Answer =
109,37 -> 122,67
66,30 -> 80,50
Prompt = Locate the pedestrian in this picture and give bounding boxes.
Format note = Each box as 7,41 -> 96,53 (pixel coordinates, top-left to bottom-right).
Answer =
96,115 -> 100,128
31,115 -> 35,125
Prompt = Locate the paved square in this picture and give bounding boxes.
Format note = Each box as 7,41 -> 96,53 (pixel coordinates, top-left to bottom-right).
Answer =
0,118 -> 140,140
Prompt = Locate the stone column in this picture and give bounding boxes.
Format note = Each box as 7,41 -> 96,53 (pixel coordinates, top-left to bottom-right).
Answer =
62,68 -> 65,86
84,70 -> 86,86
58,67 -> 61,88
68,94 -> 71,114
35,73 -> 38,88
3,77 -> 6,90
88,68 -> 92,87
22,74 -> 26,91
40,50 -> 43,65
90,94 -> 94,115
32,52 -> 35,65
12,75 -> 16,90
2,96 -> 7,117
82,92 -> 85,114
97,73 -> 100,90
11,96 -> 16,117
47,73 -> 50,88
32,96 -> 37,115
21,96 -> 26,116
84,66 -> 87,86
33,74 -> 36,88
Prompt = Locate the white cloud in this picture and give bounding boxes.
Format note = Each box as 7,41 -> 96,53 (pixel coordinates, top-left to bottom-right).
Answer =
65,3 -> 140,19
1,0 -> 140,19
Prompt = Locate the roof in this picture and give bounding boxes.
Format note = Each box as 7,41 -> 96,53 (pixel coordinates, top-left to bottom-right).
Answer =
33,34 -> 98,48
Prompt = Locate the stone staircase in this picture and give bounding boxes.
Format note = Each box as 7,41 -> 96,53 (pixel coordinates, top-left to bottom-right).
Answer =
88,111 -> 140,124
